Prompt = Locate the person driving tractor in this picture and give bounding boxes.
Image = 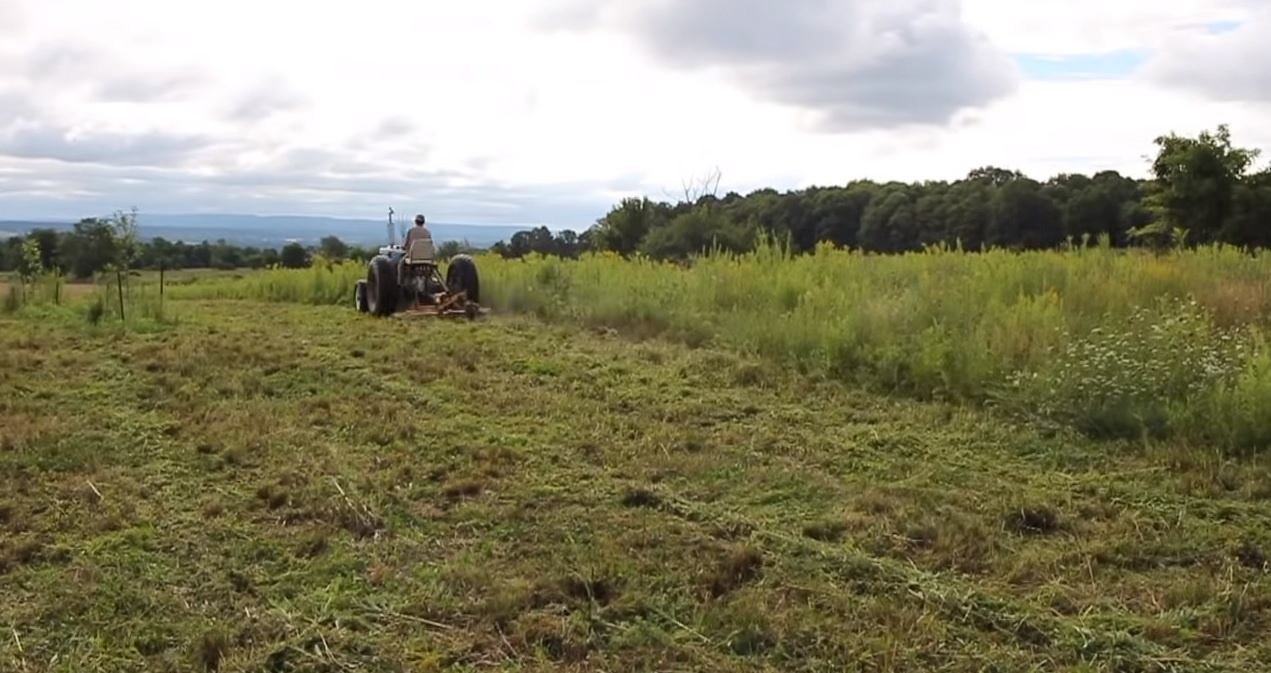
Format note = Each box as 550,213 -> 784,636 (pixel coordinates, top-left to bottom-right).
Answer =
398,214 -> 433,284
404,214 -> 431,249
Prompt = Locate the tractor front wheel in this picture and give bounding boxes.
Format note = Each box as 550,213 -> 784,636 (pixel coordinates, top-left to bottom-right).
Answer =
366,256 -> 398,316
354,279 -> 370,313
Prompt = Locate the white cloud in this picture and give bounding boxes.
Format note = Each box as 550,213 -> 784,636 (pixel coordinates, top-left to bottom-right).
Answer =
535,0 -> 1020,132
1137,7 -> 1271,104
962,0 -> 1256,54
819,79 -> 1269,185
0,0 -> 1268,227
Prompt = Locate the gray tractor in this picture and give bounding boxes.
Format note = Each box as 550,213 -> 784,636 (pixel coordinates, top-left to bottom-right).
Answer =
353,209 -> 483,319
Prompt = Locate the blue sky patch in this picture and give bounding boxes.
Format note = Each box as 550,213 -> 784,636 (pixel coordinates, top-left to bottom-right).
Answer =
1013,50 -> 1147,81
1206,19 -> 1241,34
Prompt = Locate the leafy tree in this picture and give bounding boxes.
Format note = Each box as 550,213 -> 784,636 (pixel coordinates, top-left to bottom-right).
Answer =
18,236 -> 42,283
1145,124 -> 1261,245
591,197 -> 665,256
280,242 -> 308,268
319,235 -> 349,260
108,207 -> 142,271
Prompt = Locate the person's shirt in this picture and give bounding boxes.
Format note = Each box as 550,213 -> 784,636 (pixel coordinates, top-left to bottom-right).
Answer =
403,224 -> 433,252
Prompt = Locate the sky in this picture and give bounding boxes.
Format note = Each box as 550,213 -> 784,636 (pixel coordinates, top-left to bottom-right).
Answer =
1,0 -> 1269,228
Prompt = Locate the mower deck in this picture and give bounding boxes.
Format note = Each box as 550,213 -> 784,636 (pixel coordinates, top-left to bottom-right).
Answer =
393,304 -> 489,320
393,291 -> 489,320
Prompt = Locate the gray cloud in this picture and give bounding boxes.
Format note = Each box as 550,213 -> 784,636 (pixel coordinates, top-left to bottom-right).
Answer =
0,87 -> 36,121
14,41 -> 286,111
0,3 -> 24,37
1138,14 -> 1271,103
463,155 -> 496,172
21,44 -> 98,81
0,120 -> 214,167
223,78 -> 308,122
344,116 -> 429,155
0,21 -> 621,228
16,42 -> 208,103
372,116 -> 415,141
93,70 -> 207,103
536,0 -> 1018,132
0,144 -> 628,227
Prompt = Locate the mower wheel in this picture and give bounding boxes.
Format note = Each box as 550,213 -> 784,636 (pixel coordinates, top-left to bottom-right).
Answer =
446,254 -> 480,304
366,255 -> 398,316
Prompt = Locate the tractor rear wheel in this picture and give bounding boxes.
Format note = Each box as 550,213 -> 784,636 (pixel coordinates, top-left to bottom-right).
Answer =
366,256 -> 398,316
446,254 -> 480,304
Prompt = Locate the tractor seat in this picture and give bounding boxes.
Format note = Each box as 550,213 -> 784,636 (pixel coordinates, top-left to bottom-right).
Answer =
403,238 -> 436,266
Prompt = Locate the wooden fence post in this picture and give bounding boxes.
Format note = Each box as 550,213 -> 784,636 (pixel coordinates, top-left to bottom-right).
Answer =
116,269 -> 125,322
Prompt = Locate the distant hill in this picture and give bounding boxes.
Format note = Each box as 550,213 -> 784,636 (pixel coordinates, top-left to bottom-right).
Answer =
0,213 -> 551,248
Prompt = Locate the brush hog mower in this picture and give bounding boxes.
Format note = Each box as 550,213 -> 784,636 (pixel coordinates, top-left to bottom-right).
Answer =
353,209 -> 488,319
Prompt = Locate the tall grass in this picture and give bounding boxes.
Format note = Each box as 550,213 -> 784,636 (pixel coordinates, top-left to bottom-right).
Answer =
163,258 -> 362,304
2,270 -> 176,330
2,271 -> 70,313
152,240 -> 1271,453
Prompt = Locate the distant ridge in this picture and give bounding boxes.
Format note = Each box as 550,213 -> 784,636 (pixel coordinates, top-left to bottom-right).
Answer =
0,213 -> 559,248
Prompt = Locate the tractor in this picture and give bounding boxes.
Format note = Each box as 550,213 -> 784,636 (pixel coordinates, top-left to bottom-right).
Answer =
353,208 -> 484,319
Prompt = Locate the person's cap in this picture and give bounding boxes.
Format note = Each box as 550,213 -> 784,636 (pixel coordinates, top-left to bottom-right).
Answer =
414,214 -> 426,224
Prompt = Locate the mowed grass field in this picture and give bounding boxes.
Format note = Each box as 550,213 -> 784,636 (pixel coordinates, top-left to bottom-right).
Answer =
3,246 -> 1271,672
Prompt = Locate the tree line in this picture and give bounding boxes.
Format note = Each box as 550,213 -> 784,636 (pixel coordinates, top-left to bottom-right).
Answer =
3,124 -> 1268,279
0,221 -> 476,280
491,124 -> 1271,260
